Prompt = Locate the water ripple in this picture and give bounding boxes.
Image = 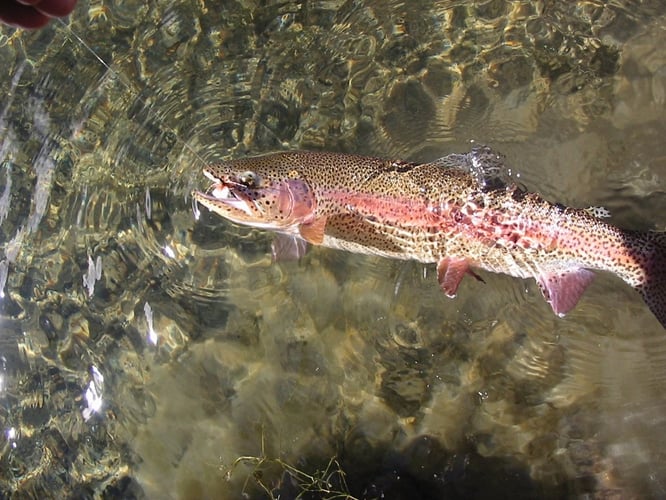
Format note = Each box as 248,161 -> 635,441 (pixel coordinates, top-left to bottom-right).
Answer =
0,1 -> 665,498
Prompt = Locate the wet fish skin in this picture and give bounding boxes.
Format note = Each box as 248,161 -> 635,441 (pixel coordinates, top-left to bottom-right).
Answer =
192,149 -> 666,328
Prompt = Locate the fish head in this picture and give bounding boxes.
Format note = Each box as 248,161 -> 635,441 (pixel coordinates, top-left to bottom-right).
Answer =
192,157 -> 317,231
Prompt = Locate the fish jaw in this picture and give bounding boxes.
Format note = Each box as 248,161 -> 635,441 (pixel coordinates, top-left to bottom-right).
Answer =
192,168 -> 318,233
193,188 -> 278,229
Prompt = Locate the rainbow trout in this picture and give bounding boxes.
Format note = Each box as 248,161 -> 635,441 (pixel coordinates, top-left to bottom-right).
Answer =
192,148 -> 666,328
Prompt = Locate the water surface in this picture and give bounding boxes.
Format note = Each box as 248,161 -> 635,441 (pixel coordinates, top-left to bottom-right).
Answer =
0,0 -> 665,498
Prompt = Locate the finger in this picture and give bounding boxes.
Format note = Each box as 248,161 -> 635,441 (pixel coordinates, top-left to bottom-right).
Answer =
34,0 -> 78,18
0,4 -> 50,29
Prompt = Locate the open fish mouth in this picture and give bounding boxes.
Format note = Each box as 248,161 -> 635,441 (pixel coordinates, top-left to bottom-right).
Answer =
193,178 -> 256,217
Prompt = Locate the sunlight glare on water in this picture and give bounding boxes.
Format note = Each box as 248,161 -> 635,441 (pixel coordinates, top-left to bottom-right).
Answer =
0,0 -> 665,498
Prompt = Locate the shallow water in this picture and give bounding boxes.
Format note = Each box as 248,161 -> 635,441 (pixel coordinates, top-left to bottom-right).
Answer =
0,0 -> 665,498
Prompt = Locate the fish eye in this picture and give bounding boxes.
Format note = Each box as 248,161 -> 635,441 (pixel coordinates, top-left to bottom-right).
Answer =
239,171 -> 261,188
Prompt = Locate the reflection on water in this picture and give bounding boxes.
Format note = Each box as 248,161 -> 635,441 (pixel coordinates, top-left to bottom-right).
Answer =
0,0 -> 665,498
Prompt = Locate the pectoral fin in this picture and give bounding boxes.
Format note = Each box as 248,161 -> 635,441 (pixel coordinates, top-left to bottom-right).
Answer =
272,234 -> 308,261
537,269 -> 595,317
437,257 -> 479,298
299,216 -> 327,245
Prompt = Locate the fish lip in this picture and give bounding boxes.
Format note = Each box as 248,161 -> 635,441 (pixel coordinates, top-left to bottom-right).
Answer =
203,170 -> 220,183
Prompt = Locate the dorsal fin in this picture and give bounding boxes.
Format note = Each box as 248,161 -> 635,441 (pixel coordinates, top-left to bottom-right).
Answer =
583,206 -> 611,219
271,234 -> 308,261
429,146 -> 513,191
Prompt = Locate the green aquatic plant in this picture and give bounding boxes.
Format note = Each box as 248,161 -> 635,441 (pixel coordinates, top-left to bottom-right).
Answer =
224,449 -> 357,499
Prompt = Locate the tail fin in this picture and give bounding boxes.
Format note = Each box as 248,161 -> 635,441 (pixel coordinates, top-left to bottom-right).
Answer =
635,232 -> 666,329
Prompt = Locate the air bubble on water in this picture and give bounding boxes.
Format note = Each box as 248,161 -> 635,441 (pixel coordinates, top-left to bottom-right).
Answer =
28,146 -> 55,233
83,254 -> 103,298
162,245 -> 176,259
82,365 -> 105,421
136,203 -> 142,226
0,260 -> 7,299
76,185 -> 88,227
192,197 -> 201,221
144,301 -> 158,345
0,163 -> 12,225
145,186 -> 152,220
5,426 -> 17,448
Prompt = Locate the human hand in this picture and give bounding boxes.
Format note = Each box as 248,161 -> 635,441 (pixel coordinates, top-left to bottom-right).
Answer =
0,0 -> 78,29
